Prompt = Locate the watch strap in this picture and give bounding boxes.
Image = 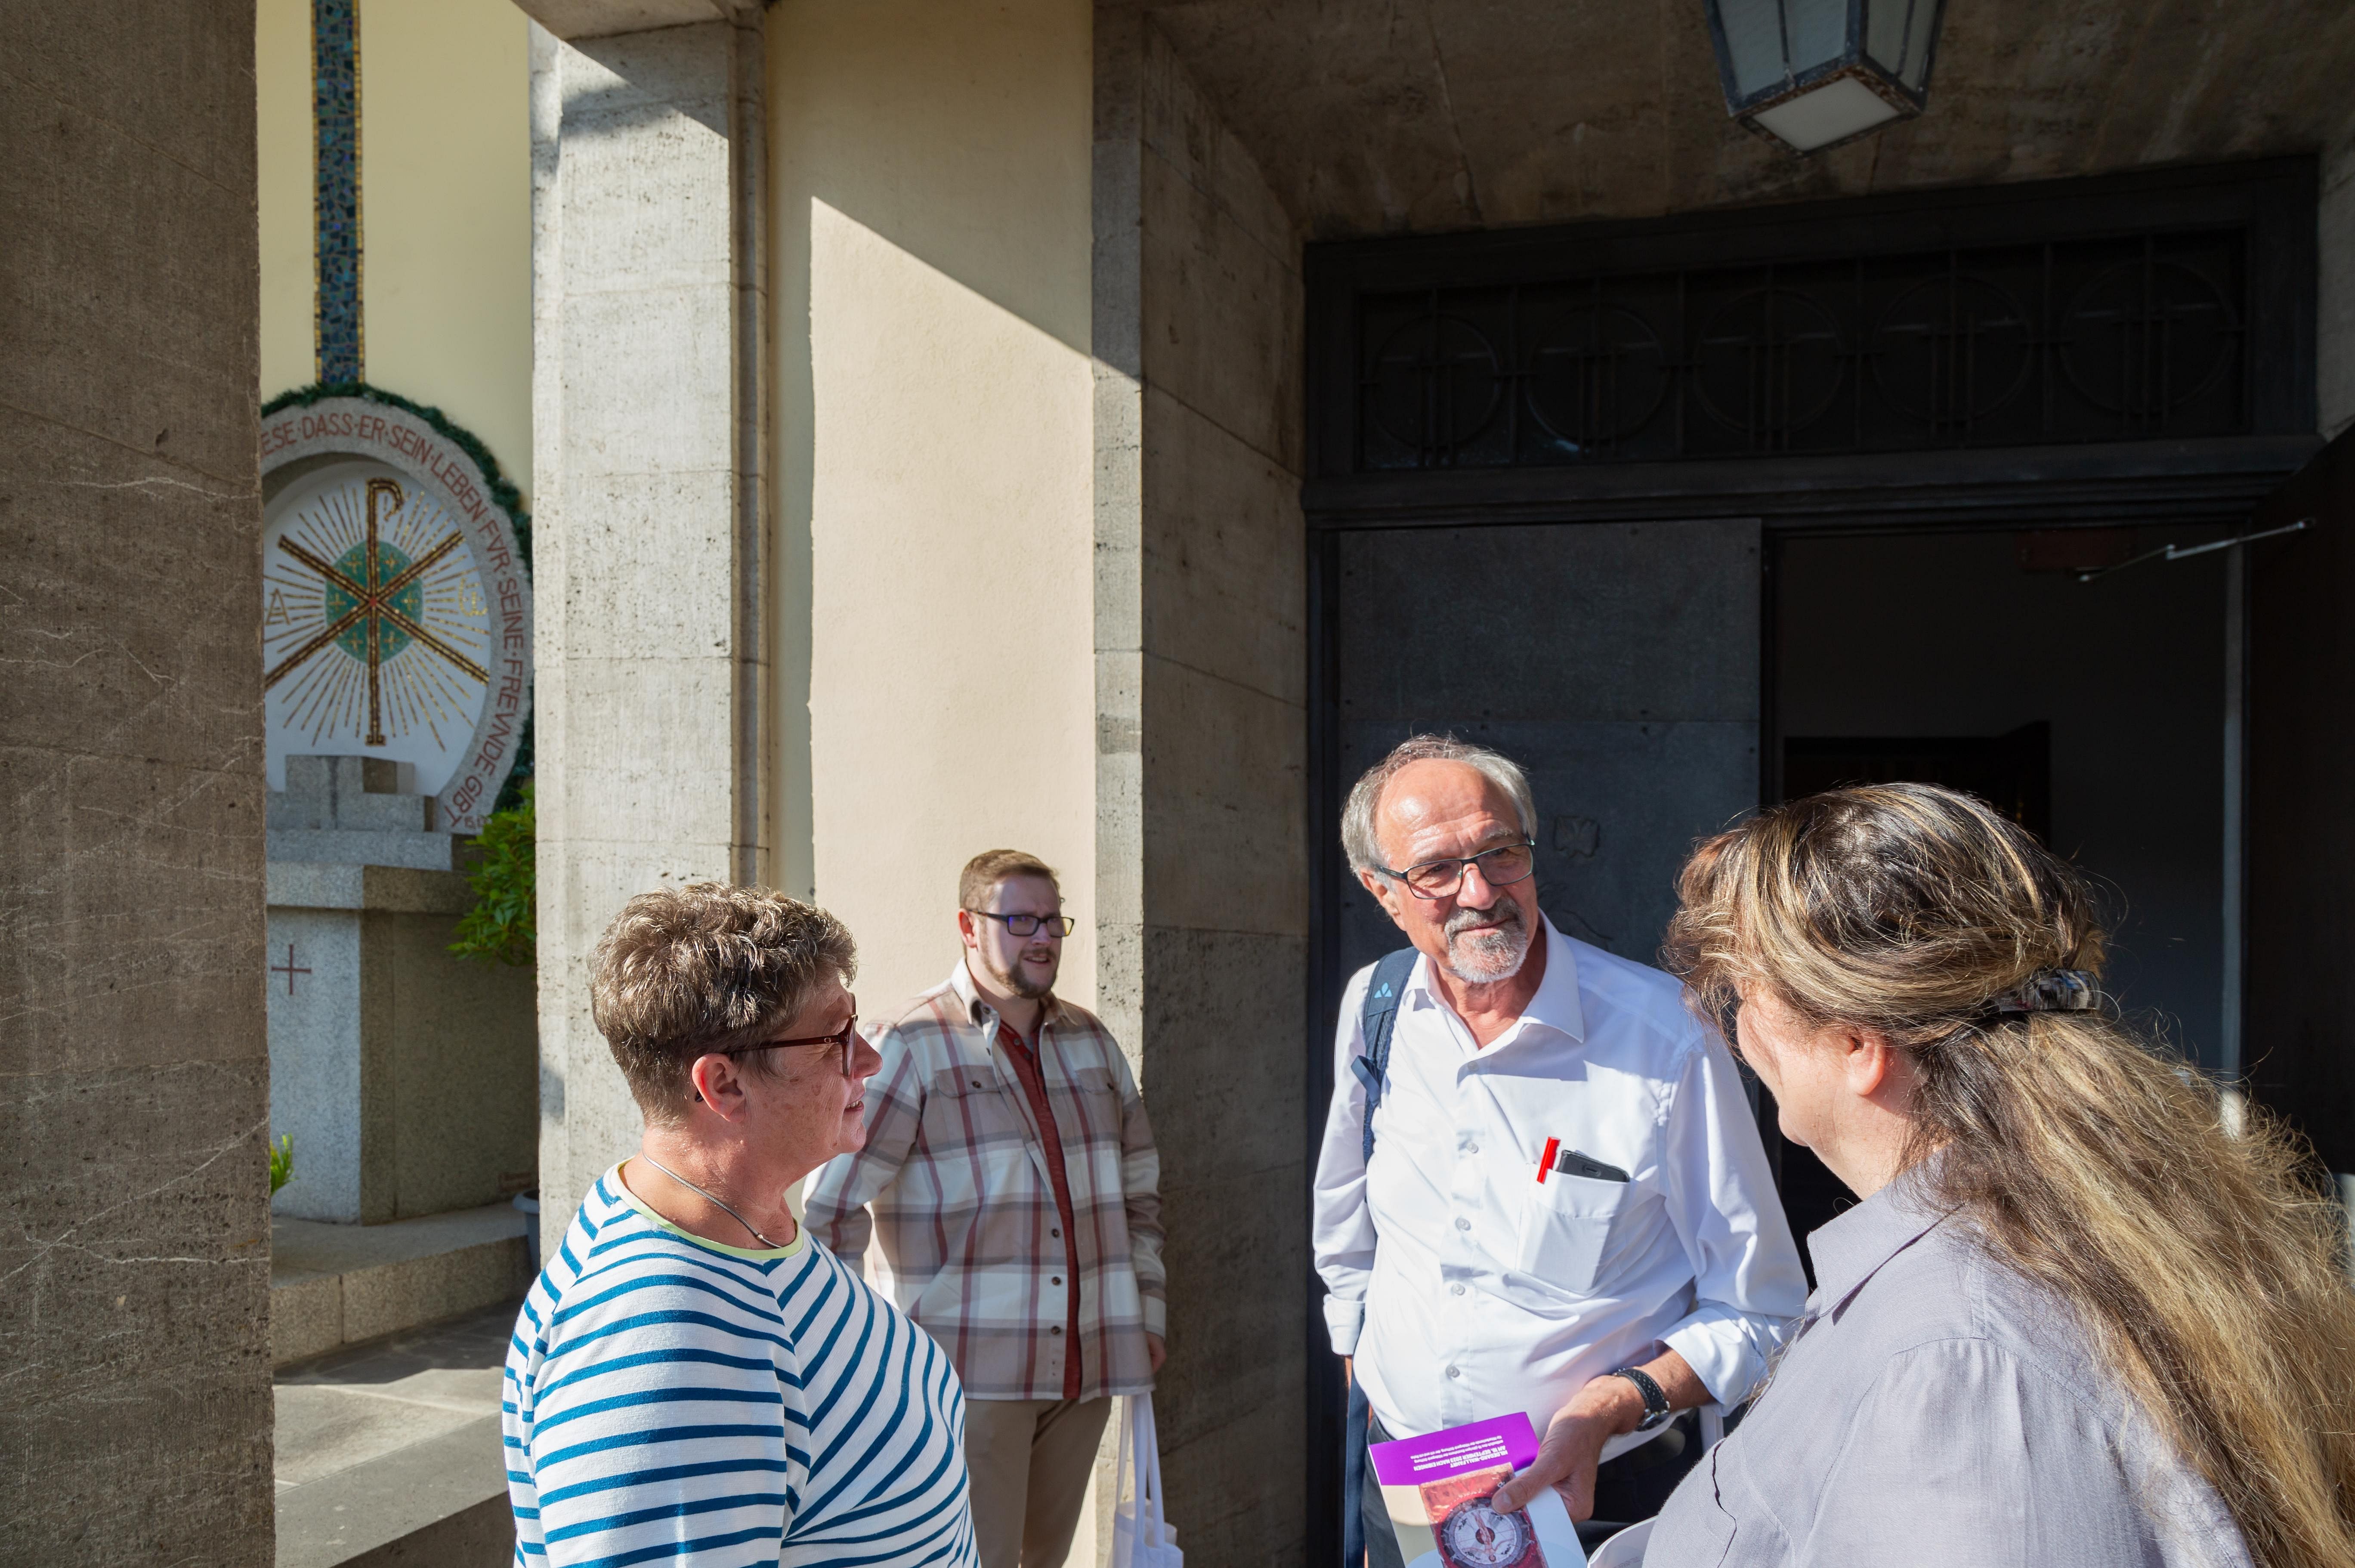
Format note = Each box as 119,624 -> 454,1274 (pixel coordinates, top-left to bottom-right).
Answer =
1607,1366 -> 1671,1432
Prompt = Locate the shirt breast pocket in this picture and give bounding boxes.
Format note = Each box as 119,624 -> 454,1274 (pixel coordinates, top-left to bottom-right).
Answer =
923,1067 -> 1031,1166
1064,1064 -> 1119,1132
1514,1173 -> 1637,1295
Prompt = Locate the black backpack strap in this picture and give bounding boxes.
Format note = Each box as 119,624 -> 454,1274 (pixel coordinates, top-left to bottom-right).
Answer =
1348,947 -> 1420,1163
1339,947 -> 1416,1559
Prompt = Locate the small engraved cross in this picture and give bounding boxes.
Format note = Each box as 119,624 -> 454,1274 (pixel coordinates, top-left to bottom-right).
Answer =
271,944 -> 312,995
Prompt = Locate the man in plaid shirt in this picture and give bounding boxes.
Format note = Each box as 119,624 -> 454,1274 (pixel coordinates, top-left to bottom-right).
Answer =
805,849 -> 1165,1568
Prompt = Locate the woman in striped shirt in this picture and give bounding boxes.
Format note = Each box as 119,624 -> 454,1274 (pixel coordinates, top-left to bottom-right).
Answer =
504,884 -> 978,1568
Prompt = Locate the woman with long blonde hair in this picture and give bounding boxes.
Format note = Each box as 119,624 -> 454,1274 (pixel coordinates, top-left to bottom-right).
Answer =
1641,783 -> 2355,1568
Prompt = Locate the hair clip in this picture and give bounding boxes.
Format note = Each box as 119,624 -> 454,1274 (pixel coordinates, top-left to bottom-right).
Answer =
1985,968 -> 2099,1016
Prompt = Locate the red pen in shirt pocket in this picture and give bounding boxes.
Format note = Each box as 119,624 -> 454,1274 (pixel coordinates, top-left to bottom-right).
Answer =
1537,1136 -> 1561,1182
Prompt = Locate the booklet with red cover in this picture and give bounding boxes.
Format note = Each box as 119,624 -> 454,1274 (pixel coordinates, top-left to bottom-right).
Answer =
1367,1413 -> 1587,1568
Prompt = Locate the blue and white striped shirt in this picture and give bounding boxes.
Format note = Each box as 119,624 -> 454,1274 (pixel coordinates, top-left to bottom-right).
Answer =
504,1166 -> 979,1567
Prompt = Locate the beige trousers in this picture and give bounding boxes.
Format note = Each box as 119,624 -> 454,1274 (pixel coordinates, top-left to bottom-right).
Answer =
961,1395 -> 1112,1568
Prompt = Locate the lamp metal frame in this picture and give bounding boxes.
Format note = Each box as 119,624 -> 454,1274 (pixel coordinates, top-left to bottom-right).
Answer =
1702,0 -> 1949,153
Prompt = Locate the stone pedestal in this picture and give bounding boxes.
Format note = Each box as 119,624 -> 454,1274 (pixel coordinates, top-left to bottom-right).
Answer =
268,757 -> 537,1225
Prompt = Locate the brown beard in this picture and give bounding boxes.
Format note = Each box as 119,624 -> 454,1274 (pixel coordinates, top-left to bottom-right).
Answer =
983,944 -> 1057,999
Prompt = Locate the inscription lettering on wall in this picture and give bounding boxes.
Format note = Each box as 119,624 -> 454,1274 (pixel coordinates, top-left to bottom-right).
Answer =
260,399 -> 533,832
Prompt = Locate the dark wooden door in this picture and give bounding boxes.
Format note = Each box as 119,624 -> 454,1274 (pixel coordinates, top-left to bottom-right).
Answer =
2246,427 -> 2355,1171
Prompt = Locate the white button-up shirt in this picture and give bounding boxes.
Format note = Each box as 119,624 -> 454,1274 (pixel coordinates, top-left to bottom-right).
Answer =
1313,918 -> 1806,1448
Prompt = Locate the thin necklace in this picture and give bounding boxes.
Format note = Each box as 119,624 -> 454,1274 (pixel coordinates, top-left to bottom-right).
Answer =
640,1156 -> 786,1250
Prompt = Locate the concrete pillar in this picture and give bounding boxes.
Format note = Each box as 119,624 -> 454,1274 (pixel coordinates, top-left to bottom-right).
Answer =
1095,11 -> 1314,1561
521,0 -> 770,1246
0,3 -> 274,1559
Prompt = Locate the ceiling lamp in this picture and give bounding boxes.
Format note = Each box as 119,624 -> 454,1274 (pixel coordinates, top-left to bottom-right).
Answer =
1704,0 -> 1947,153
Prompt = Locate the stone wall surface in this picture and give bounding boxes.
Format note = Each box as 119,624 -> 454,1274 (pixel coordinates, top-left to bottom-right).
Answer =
0,2 -> 274,1559
2324,126 -> 2355,438
265,896 -> 535,1224
1139,1 -> 2355,443
1144,0 -> 2355,239
530,15 -> 769,1247
268,906 -> 372,1218
1097,11 -> 1313,1562
383,912 -> 540,1216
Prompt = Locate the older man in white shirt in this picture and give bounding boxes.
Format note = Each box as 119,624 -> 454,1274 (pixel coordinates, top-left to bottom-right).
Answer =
1314,735 -> 1805,1560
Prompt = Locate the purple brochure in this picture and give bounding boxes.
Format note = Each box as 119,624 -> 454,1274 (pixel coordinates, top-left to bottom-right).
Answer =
1368,1413 -> 1586,1568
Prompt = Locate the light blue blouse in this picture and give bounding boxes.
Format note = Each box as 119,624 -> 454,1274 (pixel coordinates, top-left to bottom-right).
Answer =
1646,1171 -> 2250,1568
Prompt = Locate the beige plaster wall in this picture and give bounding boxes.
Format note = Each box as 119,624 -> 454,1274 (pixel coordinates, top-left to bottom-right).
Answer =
362,0 -> 534,489
771,0 -> 1099,1013
256,0 -> 534,493
257,0 -> 311,399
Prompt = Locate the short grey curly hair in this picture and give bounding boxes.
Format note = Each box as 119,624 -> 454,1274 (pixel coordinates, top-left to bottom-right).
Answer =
1341,735 -> 1539,875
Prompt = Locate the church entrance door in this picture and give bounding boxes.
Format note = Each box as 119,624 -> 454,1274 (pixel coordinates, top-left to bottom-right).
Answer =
1301,158 -> 2324,1564
2246,425 -> 2355,1172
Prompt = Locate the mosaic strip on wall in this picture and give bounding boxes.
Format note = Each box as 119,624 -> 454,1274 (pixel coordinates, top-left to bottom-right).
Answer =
313,0 -> 361,383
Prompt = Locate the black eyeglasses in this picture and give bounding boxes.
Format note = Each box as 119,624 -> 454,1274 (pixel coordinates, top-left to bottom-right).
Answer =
717,995 -> 859,1076
964,910 -> 1076,938
1373,839 -> 1537,900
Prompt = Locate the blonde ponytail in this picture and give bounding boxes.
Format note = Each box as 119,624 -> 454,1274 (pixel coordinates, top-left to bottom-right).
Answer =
1665,784 -> 2355,1568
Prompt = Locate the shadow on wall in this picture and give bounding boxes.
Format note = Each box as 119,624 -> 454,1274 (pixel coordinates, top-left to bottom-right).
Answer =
770,0 -> 1092,358
791,188 -> 1099,1015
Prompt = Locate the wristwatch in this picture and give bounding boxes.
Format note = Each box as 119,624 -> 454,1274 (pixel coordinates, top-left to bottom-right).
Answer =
1607,1366 -> 1672,1432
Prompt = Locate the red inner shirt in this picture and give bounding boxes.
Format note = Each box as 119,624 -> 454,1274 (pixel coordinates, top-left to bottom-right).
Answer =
998,1018 -> 1084,1400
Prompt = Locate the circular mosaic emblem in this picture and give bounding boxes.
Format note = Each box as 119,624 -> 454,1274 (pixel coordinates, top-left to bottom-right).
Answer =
260,398 -> 531,833
321,536 -> 425,662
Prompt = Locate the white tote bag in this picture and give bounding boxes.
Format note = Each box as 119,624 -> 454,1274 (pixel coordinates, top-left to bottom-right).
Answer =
1110,1394 -> 1182,1568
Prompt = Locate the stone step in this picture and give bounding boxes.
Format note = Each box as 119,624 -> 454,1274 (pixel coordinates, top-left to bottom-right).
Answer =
272,1200 -> 534,1367
274,1300 -> 519,1568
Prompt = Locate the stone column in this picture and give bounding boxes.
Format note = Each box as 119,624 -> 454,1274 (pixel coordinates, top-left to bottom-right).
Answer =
0,3 -> 273,1559
519,0 -> 770,1247
1094,11 -> 1314,1562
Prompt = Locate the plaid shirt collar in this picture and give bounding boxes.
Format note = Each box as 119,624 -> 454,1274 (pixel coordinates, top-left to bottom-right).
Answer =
947,956 -> 1076,1034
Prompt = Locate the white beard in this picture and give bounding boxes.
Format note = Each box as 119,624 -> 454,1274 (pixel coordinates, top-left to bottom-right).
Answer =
1443,907 -> 1532,984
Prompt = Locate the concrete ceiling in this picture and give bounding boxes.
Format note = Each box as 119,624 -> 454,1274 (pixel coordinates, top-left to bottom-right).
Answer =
1141,0 -> 2355,237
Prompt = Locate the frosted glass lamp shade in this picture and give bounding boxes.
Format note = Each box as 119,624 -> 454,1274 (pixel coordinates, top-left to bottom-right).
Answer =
1704,0 -> 1946,152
